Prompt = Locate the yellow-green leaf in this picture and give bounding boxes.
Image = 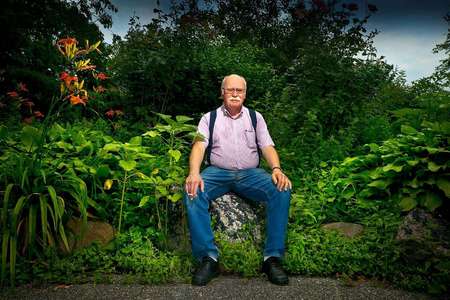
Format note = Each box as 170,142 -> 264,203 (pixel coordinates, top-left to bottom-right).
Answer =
142,130 -> 159,138
436,178 -> 450,197
401,125 -> 417,135
368,179 -> 392,189
382,164 -> 403,173
119,160 -> 136,171
139,196 -> 150,207
406,159 -> 419,166
399,196 -> 417,211
168,149 -> 181,162
428,161 -> 441,172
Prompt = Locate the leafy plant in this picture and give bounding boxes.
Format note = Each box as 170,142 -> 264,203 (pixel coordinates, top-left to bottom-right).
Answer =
0,37 -> 103,286
139,113 -> 198,247
332,123 -> 449,213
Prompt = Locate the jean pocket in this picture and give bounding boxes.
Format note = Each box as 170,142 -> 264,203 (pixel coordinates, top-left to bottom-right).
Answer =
244,130 -> 257,149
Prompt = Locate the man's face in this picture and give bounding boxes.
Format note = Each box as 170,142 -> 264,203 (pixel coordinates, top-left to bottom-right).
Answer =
222,76 -> 246,112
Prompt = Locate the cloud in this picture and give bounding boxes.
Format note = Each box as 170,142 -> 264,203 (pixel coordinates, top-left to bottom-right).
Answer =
372,30 -> 447,82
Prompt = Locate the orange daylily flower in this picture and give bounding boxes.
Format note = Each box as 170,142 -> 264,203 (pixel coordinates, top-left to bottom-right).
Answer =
7,91 -> 19,98
59,72 -> 78,88
69,94 -> 87,106
57,38 -> 78,46
59,71 -> 69,80
34,111 -> 45,118
18,82 -> 28,92
97,72 -> 109,80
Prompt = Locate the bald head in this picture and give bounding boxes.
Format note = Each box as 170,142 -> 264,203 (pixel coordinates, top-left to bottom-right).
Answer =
221,74 -> 247,90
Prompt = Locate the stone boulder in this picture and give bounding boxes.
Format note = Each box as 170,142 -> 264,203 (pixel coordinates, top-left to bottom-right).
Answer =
321,222 -> 364,238
396,209 -> 450,261
209,192 -> 265,242
63,218 -> 115,253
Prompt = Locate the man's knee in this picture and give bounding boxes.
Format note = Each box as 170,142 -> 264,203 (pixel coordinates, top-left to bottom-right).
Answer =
183,189 -> 209,210
271,188 -> 291,206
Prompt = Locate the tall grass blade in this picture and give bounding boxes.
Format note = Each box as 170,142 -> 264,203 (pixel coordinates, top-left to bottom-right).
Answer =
39,195 -> 48,247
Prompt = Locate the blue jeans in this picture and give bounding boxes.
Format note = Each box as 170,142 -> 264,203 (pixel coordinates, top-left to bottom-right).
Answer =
183,166 -> 291,261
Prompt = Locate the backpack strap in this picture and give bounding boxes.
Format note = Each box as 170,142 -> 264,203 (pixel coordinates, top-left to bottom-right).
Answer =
205,109 -> 217,165
248,109 -> 261,167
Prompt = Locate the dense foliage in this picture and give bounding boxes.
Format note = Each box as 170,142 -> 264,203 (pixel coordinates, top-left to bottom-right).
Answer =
0,0 -> 449,296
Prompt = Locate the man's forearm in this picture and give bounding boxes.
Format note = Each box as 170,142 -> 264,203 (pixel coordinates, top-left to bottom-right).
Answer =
261,145 -> 281,170
189,142 -> 206,175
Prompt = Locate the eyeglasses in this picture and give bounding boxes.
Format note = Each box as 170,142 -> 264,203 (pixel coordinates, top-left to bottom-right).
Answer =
223,88 -> 245,94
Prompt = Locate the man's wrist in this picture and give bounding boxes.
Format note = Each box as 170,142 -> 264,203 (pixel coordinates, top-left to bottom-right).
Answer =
272,166 -> 282,172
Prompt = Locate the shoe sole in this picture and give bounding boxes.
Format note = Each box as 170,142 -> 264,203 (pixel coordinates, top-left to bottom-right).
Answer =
192,272 -> 219,286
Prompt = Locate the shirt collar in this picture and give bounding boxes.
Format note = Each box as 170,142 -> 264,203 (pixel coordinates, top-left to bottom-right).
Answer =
221,105 -> 245,119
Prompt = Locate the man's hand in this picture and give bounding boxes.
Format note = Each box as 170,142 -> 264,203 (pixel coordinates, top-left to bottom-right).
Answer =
272,169 -> 292,191
185,173 -> 204,199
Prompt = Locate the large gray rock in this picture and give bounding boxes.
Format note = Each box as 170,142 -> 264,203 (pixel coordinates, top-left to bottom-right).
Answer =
209,193 -> 265,242
396,209 -> 450,261
321,222 -> 364,238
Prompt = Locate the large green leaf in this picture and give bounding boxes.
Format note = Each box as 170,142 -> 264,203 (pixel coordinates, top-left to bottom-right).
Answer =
399,196 -> 417,211
428,161 -> 442,172
364,143 -> 379,153
129,136 -> 142,145
400,125 -> 418,135
358,188 -> 376,198
142,130 -> 160,138
168,149 -> 181,162
175,115 -> 193,123
436,178 -> 450,197
156,185 -> 168,196
382,164 -> 403,173
421,191 -> 443,211
21,126 -> 41,151
119,160 -> 136,171
342,156 -> 359,167
368,179 -> 393,189
406,159 -> 419,166
103,143 -> 122,152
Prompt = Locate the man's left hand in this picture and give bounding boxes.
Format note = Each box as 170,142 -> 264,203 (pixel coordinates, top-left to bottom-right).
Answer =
272,169 -> 292,191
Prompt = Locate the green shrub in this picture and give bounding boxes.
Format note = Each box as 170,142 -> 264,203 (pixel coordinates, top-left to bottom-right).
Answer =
332,123 -> 449,213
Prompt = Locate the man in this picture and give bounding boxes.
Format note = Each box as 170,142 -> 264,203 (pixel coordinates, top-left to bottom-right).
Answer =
184,74 -> 292,286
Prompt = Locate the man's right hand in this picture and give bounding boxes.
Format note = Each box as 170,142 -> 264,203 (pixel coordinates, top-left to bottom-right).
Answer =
185,173 -> 204,199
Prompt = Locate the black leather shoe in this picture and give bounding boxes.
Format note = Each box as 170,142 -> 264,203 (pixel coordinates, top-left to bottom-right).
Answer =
262,257 -> 289,285
192,256 -> 219,286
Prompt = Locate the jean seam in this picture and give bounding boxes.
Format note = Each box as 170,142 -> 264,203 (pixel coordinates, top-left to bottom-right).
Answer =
204,184 -> 225,202
235,182 -> 271,202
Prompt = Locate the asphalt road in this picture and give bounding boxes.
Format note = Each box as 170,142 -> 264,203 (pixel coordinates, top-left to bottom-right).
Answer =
2,275 -> 437,300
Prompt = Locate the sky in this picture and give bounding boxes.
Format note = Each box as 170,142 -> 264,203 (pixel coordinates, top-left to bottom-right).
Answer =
100,0 -> 450,83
